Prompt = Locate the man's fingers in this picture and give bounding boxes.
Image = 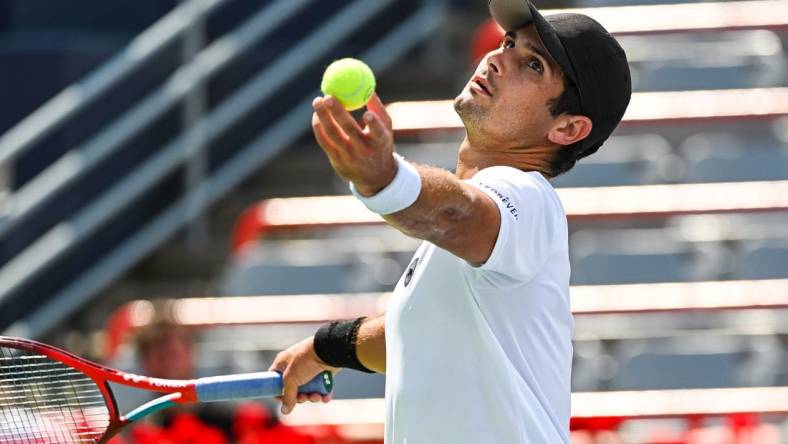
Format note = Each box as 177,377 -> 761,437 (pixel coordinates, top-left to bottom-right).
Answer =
367,93 -> 393,129
280,372 -> 299,415
296,392 -> 325,404
364,112 -> 389,146
314,97 -> 348,147
312,113 -> 342,158
325,97 -> 365,149
268,357 -> 286,373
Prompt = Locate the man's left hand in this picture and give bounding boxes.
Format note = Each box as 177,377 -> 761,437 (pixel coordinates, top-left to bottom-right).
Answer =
311,93 -> 397,196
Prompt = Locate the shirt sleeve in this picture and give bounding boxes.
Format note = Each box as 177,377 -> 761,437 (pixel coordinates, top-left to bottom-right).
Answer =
464,166 -> 559,282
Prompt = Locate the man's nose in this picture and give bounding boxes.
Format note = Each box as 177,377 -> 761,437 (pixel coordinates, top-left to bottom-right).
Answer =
486,49 -> 504,76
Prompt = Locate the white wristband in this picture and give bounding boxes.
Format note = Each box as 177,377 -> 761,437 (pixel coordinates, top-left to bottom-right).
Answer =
349,153 -> 421,215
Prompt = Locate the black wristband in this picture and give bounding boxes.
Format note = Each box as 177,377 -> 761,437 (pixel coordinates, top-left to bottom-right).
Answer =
313,317 -> 373,373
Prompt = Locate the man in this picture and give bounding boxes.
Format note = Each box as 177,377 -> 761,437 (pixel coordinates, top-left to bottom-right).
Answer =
130,320 -> 314,444
269,0 -> 631,442
135,320 -> 195,382
110,320 -> 230,444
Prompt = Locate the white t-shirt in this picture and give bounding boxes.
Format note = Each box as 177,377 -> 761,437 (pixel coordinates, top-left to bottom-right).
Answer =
384,166 -> 573,444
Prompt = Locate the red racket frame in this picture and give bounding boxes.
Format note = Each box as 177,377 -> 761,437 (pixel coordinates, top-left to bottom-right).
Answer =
1,336 -> 200,442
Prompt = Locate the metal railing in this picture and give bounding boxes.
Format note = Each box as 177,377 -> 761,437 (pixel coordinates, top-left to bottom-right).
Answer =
0,0 -> 311,240
2,0 -> 445,338
0,0 -> 318,298
0,0 -> 226,181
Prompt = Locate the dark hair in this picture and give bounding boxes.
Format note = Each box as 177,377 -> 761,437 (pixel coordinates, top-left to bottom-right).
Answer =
546,79 -> 585,178
135,319 -> 192,357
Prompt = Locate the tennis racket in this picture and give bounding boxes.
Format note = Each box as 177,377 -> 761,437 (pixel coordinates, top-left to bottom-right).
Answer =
0,336 -> 332,443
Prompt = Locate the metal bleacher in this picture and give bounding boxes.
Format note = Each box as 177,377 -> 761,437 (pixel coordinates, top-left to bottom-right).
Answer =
7,0 -> 787,441
105,277 -> 788,440
196,1 -> 788,441
0,0 -> 445,338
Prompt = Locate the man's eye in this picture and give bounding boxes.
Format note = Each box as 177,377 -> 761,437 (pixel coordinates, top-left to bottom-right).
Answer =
502,39 -> 514,48
527,59 -> 543,73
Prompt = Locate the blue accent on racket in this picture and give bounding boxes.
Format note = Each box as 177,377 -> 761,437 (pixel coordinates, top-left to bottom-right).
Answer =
195,370 -> 332,402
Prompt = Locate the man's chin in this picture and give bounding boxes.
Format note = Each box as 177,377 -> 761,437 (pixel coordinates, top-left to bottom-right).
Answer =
454,91 -> 486,123
453,94 -> 465,112
454,90 -> 476,113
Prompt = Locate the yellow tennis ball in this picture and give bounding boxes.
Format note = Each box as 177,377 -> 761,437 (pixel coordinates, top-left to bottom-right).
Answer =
320,58 -> 376,111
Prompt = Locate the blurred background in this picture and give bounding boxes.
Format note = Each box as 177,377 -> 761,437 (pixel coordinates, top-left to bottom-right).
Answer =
0,0 -> 787,442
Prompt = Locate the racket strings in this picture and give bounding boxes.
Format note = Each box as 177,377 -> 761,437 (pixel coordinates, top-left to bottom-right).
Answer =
0,346 -> 110,443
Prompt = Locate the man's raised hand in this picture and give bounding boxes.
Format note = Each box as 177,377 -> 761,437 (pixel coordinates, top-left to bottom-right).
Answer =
311,93 -> 397,196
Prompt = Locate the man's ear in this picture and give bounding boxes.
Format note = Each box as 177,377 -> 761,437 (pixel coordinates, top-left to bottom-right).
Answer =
547,115 -> 592,146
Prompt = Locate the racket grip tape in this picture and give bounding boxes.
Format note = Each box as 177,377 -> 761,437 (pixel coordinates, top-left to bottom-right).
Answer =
195,371 -> 332,402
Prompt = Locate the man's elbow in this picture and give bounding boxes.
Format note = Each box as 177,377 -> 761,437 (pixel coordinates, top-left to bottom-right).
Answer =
420,206 -> 468,242
388,206 -> 463,243
431,216 -> 494,263
433,197 -> 499,263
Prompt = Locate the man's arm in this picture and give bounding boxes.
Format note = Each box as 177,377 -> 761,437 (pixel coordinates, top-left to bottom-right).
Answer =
271,94 -> 501,415
356,314 -> 386,373
312,94 -> 500,264
381,165 -> 499,265
269,314 -> 386,414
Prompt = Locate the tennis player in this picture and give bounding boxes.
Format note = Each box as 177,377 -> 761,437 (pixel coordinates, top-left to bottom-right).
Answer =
270,1 -> 631,442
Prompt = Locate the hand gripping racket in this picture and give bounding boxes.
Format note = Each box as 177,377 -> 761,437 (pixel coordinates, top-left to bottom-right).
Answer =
0,336 -> 332,443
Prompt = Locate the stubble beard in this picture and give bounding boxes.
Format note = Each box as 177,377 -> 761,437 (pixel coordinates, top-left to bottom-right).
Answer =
453,90 -> 489,135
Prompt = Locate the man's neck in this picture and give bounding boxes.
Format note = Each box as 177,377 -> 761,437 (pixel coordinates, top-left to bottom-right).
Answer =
455,137 -> 555,180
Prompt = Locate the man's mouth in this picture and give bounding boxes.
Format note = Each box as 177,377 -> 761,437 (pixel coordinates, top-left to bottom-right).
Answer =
471,76 -> 492,96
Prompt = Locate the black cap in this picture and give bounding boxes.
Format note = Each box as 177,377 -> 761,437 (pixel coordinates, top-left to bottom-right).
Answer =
488,0 -> 631,159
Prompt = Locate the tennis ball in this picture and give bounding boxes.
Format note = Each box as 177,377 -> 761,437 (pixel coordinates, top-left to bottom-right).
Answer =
320,58 -> 376,111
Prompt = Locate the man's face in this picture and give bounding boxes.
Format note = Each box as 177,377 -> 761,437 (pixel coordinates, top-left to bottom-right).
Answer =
454,24 -> 566,149
141,330 -> 194,380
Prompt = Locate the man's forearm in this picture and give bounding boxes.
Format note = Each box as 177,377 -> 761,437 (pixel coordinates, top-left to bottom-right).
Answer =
382,164 -> 497,264
382,165 -> 473,239
308,95 -> 498,265
356,314 -> 386,373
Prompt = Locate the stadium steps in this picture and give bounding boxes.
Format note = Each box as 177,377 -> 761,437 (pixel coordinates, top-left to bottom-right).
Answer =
69,5 -> 474,327
0,0 -> 445,337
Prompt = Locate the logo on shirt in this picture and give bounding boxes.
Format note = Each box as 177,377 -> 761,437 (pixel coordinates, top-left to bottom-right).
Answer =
477,182 -> 519,220
404,257 -> 419,287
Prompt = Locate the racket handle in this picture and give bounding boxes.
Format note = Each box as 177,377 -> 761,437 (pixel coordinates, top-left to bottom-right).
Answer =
195,371 -> 333,402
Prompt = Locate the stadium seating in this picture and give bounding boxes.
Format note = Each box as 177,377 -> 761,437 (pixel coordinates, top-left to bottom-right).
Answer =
4,0 -> 788,441
212,2 -> 788,440
0,0 -> 443,334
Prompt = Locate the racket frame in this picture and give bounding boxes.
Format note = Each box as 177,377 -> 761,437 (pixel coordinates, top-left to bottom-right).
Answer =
0,336 -> 331,443
2,336 -> 200,441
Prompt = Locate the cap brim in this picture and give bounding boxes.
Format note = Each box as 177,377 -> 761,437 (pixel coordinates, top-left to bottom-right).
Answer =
488,0 -> 579,86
